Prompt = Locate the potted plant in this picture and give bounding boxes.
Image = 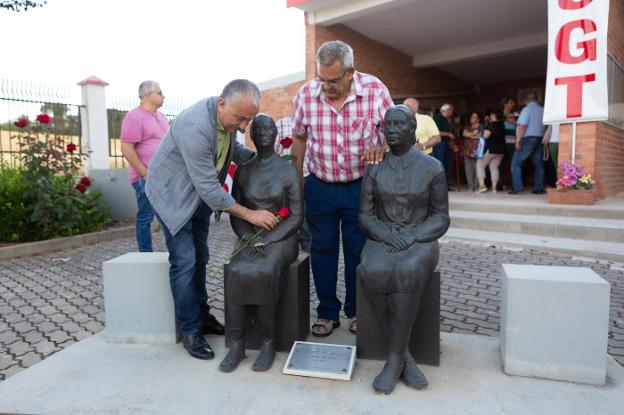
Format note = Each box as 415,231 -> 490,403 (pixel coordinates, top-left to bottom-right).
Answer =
547,161 -> 598,205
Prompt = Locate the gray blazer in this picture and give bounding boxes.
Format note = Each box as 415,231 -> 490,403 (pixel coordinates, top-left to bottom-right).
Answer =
145,97 -> 254,236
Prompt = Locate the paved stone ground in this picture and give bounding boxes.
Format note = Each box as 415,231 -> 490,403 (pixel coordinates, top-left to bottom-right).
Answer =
1,219 -> 623,381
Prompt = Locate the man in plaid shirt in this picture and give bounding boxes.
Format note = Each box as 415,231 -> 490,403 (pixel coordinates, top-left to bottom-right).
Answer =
291,40 -> 393,337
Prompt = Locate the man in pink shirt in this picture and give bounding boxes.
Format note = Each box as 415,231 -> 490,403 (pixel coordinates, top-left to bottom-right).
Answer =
120,80 -> 169,252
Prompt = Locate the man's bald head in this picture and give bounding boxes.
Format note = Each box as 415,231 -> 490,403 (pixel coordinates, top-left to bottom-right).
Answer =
403,98 -> 419,114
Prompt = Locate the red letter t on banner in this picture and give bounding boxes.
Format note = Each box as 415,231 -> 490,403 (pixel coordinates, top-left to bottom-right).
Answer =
554,74 -> 596,118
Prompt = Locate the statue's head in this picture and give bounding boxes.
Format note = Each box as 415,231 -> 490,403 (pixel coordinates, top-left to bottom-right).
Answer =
250,114 -> 278,150
383,105 -> 416,155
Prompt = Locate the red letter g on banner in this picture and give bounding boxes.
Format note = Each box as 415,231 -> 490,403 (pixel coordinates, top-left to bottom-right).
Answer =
555,19 -> 597,64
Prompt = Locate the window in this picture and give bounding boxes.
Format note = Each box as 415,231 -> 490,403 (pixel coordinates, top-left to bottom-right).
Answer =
607,54 -> 624,130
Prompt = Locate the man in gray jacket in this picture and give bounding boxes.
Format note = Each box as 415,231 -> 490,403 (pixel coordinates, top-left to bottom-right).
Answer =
146,79 -> 277,360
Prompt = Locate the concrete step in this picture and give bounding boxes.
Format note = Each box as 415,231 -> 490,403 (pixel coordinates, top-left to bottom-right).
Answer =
449,210 -> 624,243
443,228 -> 624,262
449,200 -> 623,219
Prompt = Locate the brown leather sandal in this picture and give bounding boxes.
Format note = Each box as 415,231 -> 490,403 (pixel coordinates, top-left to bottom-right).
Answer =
348,317 -> 357,334
311,319 -> 340,337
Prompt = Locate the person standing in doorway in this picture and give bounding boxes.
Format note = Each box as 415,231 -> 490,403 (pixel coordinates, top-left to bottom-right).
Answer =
509,93 -> 545,194
500,97 -> 518,190
462,111 -> 482,192
432,103 -> 458,191
120,80 -> 169,252
403,98 -> 441,156
291,40 -> 392,337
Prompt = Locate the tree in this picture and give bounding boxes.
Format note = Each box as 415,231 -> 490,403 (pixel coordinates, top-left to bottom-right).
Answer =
0,0 -> 47,12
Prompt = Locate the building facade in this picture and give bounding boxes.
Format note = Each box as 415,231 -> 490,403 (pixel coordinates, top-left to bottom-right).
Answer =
258,0 -> 623,202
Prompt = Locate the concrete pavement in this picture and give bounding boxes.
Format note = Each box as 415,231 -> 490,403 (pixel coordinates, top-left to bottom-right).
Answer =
1,218 -> 623,382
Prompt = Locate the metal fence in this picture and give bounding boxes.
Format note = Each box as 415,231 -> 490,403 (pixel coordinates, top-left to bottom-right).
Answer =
106,96 -> 185,168
0,79 -> 84,168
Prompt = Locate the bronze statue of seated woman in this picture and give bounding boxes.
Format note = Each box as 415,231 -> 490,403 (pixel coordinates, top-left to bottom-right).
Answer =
220,114 -> 303,373
358,105 -> 450,393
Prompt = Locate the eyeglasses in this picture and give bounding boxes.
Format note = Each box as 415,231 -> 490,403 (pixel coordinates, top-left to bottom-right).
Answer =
316,70 -> 348,86
151,90 -> 164,96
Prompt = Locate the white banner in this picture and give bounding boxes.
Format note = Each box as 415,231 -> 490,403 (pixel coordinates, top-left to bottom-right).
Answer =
544,0 -> 610,124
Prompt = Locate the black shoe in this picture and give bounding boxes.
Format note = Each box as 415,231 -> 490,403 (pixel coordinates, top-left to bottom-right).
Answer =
508,190 -> 521,195
182,333 -> 214,360
201,313 -> 225,335
447,187 -> 456,192
531,190 -> 545,194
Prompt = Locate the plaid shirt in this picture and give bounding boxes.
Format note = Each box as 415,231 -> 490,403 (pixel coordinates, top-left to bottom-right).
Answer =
292,71 -> 393,183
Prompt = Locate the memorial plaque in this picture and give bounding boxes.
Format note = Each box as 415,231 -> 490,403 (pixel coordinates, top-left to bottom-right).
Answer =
282,341 -> 356,381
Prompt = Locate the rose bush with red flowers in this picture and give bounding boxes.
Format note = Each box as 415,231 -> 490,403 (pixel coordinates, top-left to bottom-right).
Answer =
36,113 -> 51,124
0,115 -> 109,242
14,117 -> 29,128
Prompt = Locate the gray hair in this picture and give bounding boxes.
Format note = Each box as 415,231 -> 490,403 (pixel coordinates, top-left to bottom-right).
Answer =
138,80 -> 159,99
316,40 -> 354,71
526,92 -> 538,102
440,103 -> 453,113
220,79 -> 260,107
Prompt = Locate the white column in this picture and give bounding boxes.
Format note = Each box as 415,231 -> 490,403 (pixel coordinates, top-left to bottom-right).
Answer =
78,76 -> 110,173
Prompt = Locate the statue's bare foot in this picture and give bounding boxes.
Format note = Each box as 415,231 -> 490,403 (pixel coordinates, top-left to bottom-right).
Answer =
401,352 -> 428,389
373,356 -> 404,394
219,339 -> 245,373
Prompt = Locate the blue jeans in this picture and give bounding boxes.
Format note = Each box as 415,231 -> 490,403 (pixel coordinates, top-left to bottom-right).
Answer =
305,174 -> 365,321
156,202 -> 212,336
432,140 -> 451,188
511,136 -> 544,192
131,178 -> 155,252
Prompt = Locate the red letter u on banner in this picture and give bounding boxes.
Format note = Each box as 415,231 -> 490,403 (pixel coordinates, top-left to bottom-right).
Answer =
558,0 -> 593,9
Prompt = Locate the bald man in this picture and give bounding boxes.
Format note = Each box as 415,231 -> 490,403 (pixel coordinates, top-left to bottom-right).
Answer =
403,98 -> 441,155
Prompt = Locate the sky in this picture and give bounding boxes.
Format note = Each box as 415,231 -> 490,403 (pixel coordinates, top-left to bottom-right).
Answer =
0,0 -> 305,111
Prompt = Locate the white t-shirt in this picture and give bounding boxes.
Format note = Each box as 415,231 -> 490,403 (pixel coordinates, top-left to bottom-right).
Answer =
550,123 -> 560,143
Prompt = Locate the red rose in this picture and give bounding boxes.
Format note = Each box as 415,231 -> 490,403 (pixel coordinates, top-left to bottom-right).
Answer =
80,176 -> 91,186
36,114 -> 51,124
74,183 -> 87,193
280,137 -> 293,149
66,143 -> 77,152
277,207 -> 290,219
14,118 -> 29,128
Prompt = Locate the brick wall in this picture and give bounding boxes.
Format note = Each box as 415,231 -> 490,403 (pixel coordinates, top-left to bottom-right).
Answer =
305,21 -> 471,98
247,80 -> 306,148
596,122 -> 624,197
259,80 -> 306,121
609,0 -> 624,64
558,121 -> 624,199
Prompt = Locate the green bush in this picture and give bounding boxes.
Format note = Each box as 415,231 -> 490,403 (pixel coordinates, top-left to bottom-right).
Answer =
0,114 -> 110,243
0,167 -> 31,242
0,165 -> 111,243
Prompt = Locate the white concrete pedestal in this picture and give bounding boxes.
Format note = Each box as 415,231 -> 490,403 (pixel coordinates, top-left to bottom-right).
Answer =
500,264 -> 610,385
103,252 -> 180,344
